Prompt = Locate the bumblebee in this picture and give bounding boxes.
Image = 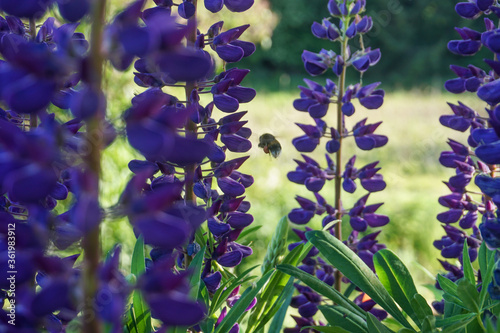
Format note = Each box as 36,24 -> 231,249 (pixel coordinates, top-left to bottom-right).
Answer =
258,133 -> 282,158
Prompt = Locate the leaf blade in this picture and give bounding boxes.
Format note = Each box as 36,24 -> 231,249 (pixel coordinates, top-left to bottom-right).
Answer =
214,270 -> 274,333
373,249 -> 420,327
306,230 -> 412,329
131,235 -> 152,333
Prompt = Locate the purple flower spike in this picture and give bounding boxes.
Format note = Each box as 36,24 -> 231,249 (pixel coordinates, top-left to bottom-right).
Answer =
205,0 -> 224,12
224,0 -> 254,12
288,209 -> 314,225
455,2 -> 481,19
478,79 -> 500,105
217,251 -> 243,267
218,177 -> 246,197
327,0 -> 341,16
178,0 -> 196,18
135,214 -> 190,249
56,0 -> 90,22
4,78 -> 55,114
0,0 -> 53,18
159,50 -> 212,82
70,86 -> 106,120
148,297 -> 205,326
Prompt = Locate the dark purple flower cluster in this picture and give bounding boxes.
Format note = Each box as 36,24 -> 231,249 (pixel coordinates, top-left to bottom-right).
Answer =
436,0 -> 500,305
0,3 -> 135,330
107,0 -> 256,330
0,0 -> 262,329
286,0 -> 389,330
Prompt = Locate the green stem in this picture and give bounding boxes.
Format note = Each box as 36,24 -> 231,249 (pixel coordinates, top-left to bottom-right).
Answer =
82,0 -> 107,332
476,313 -> 486,331
334,36 -> 348,293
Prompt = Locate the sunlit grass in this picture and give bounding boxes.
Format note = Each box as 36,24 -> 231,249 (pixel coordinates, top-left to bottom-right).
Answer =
98,85 -> 483,298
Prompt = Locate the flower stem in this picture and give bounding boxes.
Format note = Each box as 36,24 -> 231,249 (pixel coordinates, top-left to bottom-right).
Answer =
184,0 -> 198,205
82,0 -> 107,331
334,36 -> 348,293
183,0 -> 198,268
29,18 -> 38,129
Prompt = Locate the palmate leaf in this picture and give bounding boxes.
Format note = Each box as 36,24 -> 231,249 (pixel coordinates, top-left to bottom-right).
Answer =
130,235 -> 152,333
306,230 -> 413,330
214,270 -> 274,333
373,249 -> 423,328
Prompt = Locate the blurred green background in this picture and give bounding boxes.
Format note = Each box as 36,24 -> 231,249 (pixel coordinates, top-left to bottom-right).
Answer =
86,0 -> 486,306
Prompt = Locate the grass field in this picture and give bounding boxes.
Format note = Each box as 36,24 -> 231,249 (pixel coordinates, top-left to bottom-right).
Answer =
95,85 -> 484,301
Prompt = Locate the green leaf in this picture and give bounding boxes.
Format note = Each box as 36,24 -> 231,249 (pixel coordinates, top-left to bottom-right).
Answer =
247,243 -> 307,333
130,235 -> 152,333
465,316 -> 483,333
277,264 -> 365,319
484,315 -> 498,333
410,294 -> 433,325
214,270 -> 274,333
436,274 -> 459,298
435,313 -> 475,327
366,312 -> 395,333
267,277 -> 294,333
304,326 -> 352,333
480,246 -> 497,308
199,283 -> 210,312
252,276 -> 295,333
238,225 -> 263,240
462,242 -> 475,285
440,314 -> 475,333
373,249 -> 420,328
319,305 -> 368,333
188,247 -> 206,298
456,279 -> 480,313
442,293 -> 465,308
209,265 -> 259,316
421,315 -> 437,333
306,230 -> 412,329
200,318 -> 215,333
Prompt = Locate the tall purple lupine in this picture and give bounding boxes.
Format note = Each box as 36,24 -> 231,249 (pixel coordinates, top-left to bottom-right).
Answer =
286,0 -> 388,330
433,0 -> 500,311
107,0 -> 257,330
0,1 -> 120,331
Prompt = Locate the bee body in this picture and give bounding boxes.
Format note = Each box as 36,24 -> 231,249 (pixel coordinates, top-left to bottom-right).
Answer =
258,133 -> 282,158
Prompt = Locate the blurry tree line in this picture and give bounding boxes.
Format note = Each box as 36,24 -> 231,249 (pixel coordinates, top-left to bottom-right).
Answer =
240,0 -> 489,90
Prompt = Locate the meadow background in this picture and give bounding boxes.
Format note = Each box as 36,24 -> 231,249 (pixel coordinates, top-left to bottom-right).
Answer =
58,0 -> 488,303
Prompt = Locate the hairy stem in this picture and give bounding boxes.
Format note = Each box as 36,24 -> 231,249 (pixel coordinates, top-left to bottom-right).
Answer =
334,36 -> 348,293
82,0 -> 107,331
